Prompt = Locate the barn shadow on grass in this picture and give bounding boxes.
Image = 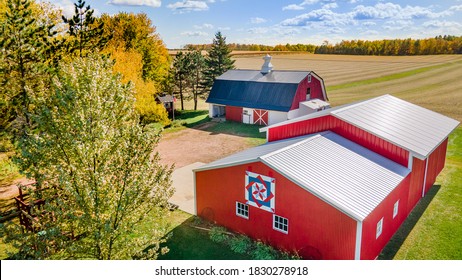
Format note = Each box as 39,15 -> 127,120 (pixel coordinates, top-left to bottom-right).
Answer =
378,185 -> 441,260
157,216 -> 248,260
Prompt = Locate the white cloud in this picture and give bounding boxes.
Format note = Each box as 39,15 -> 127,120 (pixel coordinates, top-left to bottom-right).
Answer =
361,21 -> 376,26
181,31 -> 209,36
48,0 -> 75,18
352,2 -> 451,20
247,27 -> 269,34
281,8 -> 354,27
450,5 -> 462,12
322,3 -> 338,9
108,0 -> 161,7
383,20 -> 413,31
282,4 -> 304,11
302,0 -> 319,5
218,26 -> 231,31
194,23 -> 214,29
251,17 -> 267,24
167,1 -> 209,13
423,20 -> 462,29
361,30 -> 379,36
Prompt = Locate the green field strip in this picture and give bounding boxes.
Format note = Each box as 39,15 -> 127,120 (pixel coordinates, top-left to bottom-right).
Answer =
327,60 -> 462,91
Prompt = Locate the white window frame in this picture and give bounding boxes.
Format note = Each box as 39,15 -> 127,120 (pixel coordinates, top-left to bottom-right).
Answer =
393,200 -> 399,219
376,218 -> 383,239
236,202 -> 249,219
308,74 -> 312,83
273,214 -> 289,234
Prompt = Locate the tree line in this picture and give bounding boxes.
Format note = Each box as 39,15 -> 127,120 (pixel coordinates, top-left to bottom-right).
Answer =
185,35 -> 462,55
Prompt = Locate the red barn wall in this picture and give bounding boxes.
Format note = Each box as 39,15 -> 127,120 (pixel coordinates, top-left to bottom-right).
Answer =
290,75 -> 326,110
360,175 -> 411,260
195,161 -> 357,260
226,106 -> 243,122
407,157 -> 426,213
268,115 -> 409,167
423,138 -> 448,195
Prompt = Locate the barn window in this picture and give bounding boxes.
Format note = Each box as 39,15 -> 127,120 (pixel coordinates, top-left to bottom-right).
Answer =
273,214 -> 289,234
393,200 -> 399,219
308,74 -> 312,83
236,202 -> 249,219
376,218 -> 383,239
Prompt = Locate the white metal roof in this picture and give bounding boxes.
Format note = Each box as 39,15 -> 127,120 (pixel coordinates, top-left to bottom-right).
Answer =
331,95 -> 460,158
217,69 -> 310,84
300,99 -> 331,110
261,95 -> 460,158
194,131 -> 410,221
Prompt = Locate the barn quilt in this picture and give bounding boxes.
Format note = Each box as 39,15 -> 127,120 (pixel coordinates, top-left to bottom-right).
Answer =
245,171 -> 275,213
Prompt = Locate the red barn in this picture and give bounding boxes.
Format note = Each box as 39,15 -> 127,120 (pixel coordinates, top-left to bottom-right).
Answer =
194,95 -> 459,260
206,55 -> 329,126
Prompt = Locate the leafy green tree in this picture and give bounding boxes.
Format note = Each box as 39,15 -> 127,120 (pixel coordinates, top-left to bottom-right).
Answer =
202,32 -> 235,93
0,0 -> 55,135
62,0 -> 109,57
3,55 -> 174,259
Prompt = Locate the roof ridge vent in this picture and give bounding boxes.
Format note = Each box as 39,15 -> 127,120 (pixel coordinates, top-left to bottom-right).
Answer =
261,54 -> 273,74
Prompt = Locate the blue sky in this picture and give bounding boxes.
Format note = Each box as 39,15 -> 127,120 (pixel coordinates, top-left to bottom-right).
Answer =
45,0 -> 462,48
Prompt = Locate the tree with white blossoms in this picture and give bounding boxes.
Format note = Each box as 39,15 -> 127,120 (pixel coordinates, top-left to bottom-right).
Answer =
3,55 -> 174,259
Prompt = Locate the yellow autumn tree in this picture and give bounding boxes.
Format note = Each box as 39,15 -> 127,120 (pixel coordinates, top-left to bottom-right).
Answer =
107,46 -> 170,126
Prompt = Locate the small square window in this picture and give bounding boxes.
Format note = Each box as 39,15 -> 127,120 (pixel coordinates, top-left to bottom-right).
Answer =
376,218 -> 383,239
236,202 -> 249,219
273,214 -> 289,234
393,200 -> 399,219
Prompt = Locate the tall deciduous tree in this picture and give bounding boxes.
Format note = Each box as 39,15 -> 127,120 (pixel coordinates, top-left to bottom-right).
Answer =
100,12 -> 170,85
0,0 -> 55,135
187,50 -> 206,111
202,31 -> 235,92
4,55 -> 174,259
62,0 -> 109,57
172,51 -> 191,110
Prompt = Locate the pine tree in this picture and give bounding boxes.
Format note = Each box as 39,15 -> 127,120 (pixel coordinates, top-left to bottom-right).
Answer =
62,0 -> 109,57
0,0 -> 55,135
202,32 -> 235,93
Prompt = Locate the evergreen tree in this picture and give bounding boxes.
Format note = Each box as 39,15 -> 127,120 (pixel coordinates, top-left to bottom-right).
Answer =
202,32 -> 235,93
62,0 -> 109,57
187,50 -> 207,111
4,55 -> 174,259
0,0 -> 55,135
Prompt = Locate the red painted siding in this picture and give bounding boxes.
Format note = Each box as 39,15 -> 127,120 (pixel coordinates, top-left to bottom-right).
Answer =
290,75 -> 326,110
423,138 -> 448,195
196,161 -> 357,260
226,106 -> 242,122
361,175 -> 411,260
253,109 -> 268,126
268,115 -> 409,166
407,157 -> 426,213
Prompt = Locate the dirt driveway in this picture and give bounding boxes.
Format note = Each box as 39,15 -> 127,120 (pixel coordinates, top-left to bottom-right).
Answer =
156,122 -> 255,169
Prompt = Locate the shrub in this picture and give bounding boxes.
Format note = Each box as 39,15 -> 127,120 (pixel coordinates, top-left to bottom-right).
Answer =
229,235 -> 252,254
251,241 -> 277,260
209,226 -> 229,244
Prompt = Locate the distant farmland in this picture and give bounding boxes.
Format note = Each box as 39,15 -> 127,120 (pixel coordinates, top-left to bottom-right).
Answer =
233,53 -> 462,122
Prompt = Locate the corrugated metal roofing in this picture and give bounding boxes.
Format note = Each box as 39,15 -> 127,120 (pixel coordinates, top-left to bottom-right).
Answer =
331,95 -> 460,158
195,131 -> 410,221
217,69 -> 310,84
207,79 -> 299,112
261,95 -> 460,158
196,135 -> 314,170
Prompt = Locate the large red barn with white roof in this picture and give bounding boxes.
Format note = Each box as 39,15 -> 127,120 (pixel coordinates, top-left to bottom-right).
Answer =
194,95 -> 459,260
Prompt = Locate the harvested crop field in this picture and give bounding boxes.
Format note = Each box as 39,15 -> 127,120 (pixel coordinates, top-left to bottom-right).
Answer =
234,53 -> 462,121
